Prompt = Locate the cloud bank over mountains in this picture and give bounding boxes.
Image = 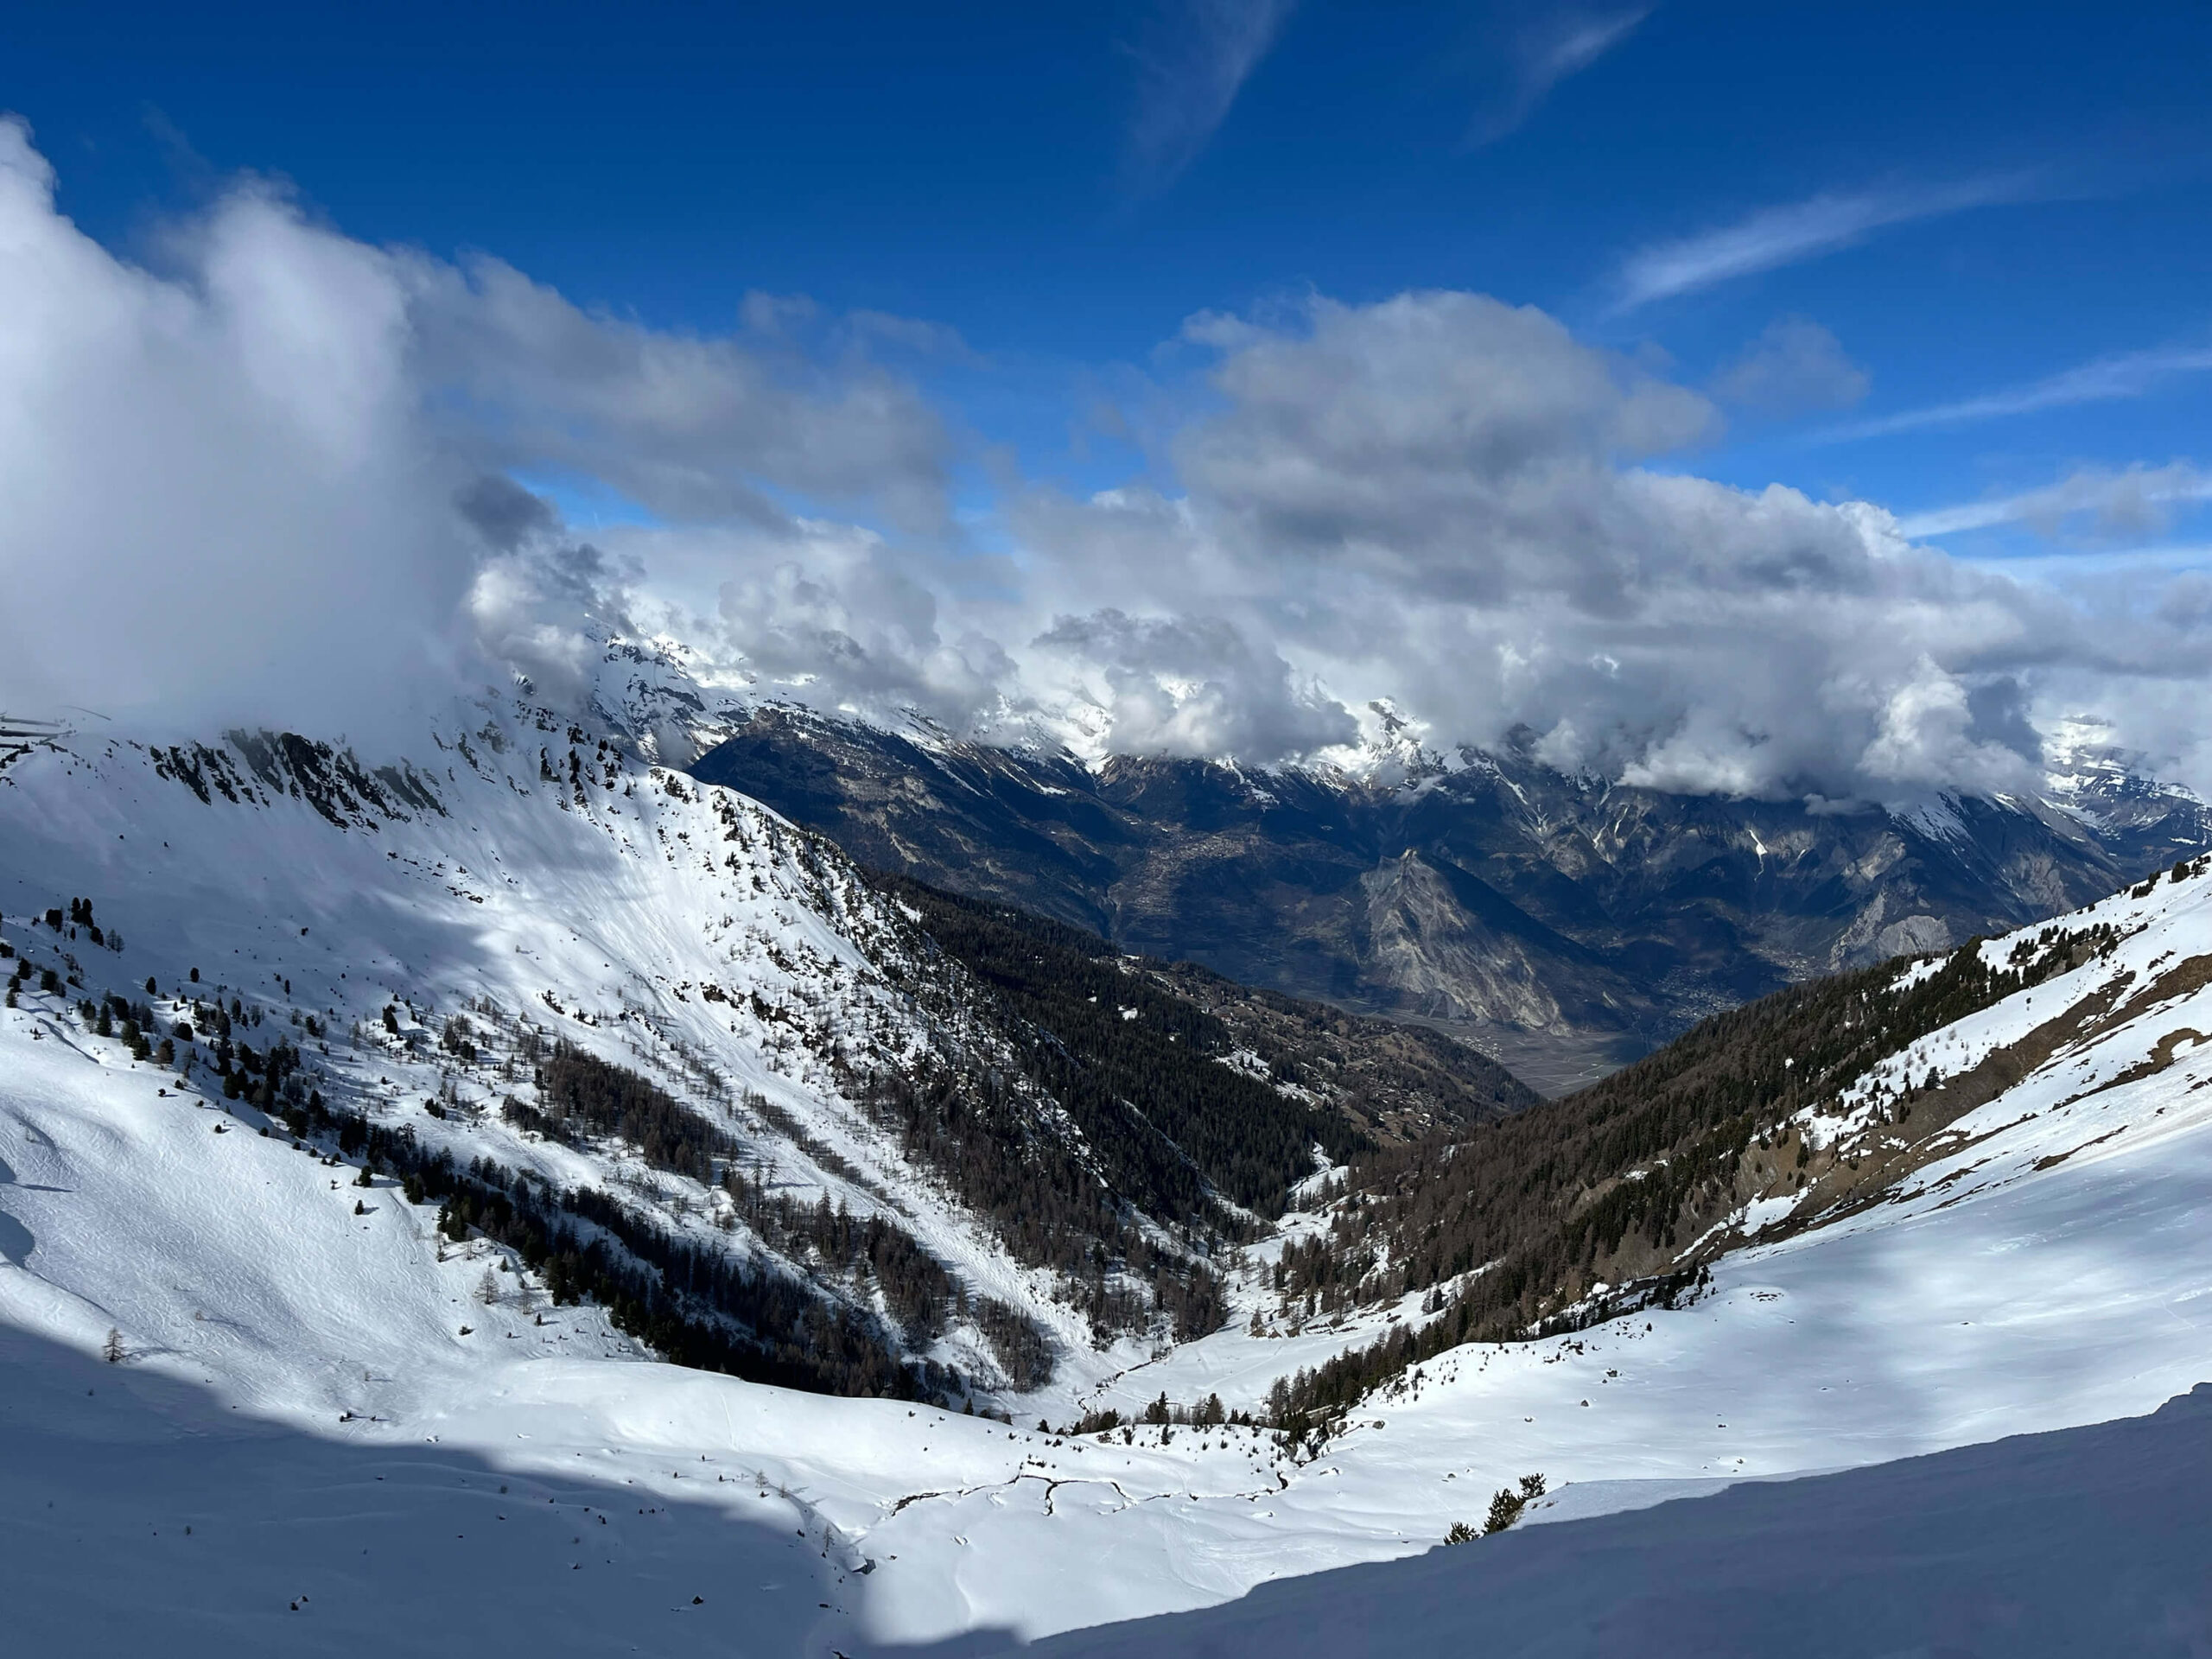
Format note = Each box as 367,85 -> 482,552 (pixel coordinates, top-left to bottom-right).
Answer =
2,120 -> 2207,801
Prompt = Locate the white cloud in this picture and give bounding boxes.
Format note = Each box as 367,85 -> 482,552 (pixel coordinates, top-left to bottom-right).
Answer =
1008,291 -> 2206,796
1612,175 -> 2033,312
1033,609 -> 1356,760
1122,0 -> 1296,195
0,118 -> 953,745
1853,656 -> 2039,795
404,257 -> 952,532
0,120 -> 467,743
1824,344 -> 2212,442
4,123 -> 2209,800
1898,462 -> 2212,539
1469,4 -> 1650,145
1710,316 -> 1869,416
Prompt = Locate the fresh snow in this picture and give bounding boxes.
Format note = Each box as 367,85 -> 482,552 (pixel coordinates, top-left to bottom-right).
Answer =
3,717 -> 2209,1652
1018,1384 -> 2212,1657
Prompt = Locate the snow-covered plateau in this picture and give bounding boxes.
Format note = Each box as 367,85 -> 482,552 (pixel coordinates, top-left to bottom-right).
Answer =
2,708 -> 2208,1655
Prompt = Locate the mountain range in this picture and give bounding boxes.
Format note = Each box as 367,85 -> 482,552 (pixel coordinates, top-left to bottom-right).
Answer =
653,646 -> 2212,1093
3,647 -> 2209,1652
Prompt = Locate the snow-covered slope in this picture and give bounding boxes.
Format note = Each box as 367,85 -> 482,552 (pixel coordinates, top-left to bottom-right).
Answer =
1017,1383 -> 2212,1658
0,701 -> 1275,1406
2,716 -> 2208,1652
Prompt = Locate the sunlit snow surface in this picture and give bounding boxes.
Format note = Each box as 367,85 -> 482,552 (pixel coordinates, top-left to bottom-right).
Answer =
1022,1385 -> 2212,1658
2,722 -> 2209,1653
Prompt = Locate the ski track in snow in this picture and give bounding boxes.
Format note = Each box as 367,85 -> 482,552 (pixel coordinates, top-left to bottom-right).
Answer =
1,719 -> 2209,1651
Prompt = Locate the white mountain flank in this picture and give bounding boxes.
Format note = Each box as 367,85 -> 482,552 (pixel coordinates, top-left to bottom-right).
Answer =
2,704 -> 2208,1653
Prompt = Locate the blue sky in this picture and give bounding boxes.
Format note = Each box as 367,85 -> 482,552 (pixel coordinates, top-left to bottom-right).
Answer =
18,1 -> 2212,546
6,3 -> 2212,790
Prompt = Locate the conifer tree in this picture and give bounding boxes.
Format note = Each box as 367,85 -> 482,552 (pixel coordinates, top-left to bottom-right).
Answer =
1484,1487 -> 1523,1534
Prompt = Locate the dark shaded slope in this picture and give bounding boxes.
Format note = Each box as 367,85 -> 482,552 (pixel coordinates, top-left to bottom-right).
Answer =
872,874 -> 1535,1221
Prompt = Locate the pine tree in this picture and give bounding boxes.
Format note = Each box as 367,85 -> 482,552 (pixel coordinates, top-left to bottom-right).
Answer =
102,1327 -> 124,1364
1484,1487 -> 1523,1534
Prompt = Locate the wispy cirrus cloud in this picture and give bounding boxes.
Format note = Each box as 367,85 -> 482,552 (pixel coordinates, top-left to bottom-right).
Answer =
1824,343 -> 2212,442
1898,461 -> 2212,539
1469,4 -> 1651,145
1122,0 -> 1297,197
1611,175 -> 2036,312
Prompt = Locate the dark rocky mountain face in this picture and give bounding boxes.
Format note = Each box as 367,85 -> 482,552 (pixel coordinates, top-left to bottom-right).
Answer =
873,871 -> 1537,1147
690,707 -> 2211,1094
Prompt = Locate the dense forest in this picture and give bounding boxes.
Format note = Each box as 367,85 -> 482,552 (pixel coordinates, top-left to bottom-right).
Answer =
843,873 -> 1541,1345
871,873 -> 1373,1213
493,1042 -> 1018,1392
514,1041 -> 731,1180
1142,959 -> 1537,1137
307,1088 -> 963,1402
849,875 -> 1361,1342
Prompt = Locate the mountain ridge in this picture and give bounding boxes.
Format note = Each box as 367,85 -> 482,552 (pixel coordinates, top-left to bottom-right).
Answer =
687,693 -> 2211,1091
0,698 -> 1522,1406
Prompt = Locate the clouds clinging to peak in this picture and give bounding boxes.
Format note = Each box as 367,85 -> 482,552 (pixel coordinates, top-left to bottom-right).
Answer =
1007,289 -> 2205,798
0,119 -> 466,742
0,118 -> 955,744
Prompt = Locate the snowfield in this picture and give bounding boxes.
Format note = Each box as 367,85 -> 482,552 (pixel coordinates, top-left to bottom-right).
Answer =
2,714 -> 2209,1652
1020,1383 -> 2212,1658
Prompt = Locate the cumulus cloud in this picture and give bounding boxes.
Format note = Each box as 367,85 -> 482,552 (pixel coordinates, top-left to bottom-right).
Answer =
464,520 -> 644,709
405,257 -> 952,532
1008,290 -> 2206,797
1032,609 -> 1357,760
0,120 -> 467,742
1710,316 -> 1869,416
708,521 -> 1017,728
1170,291 -> 1715,610
4,121 -> 2208,800
0,118 -> 952,745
